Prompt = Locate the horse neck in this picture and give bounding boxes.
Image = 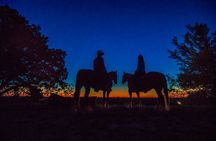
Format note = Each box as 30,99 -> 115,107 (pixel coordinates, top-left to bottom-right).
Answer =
127,75 -> 134,84
108,72 -> 115,81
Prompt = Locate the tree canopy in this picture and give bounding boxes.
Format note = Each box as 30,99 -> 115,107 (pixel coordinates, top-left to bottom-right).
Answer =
169,23 -> 216,97
0,6 -> 68,97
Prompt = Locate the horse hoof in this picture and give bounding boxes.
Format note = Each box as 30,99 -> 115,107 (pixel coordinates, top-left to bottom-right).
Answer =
165,106 -> 170,111
72,106 -> 79,112
127,104 -> 133,109
87,106 -> 94,112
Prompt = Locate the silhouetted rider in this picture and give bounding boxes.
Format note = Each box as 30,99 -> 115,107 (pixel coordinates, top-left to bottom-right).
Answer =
135,54 -> 145,74
135,54 -> 145,75
93,50 -> 107,73
93,50 -> 107,92
134,54 -> 146,90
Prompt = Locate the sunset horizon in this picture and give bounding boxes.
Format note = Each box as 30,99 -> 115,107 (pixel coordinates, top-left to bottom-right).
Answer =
0,1 -> 216,141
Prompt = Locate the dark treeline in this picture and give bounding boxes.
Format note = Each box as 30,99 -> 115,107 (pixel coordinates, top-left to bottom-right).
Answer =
0,6 -> 72,99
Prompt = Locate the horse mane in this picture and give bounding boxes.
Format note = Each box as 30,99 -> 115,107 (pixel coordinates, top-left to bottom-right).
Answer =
125,73 -> 134,78
108,71 -> 116,74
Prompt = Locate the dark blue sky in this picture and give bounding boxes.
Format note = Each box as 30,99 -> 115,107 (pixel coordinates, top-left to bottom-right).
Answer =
5,0 -> 216,85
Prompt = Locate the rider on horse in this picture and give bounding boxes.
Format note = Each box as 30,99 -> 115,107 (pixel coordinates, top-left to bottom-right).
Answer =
134,54 -> 147,91
135,54 -> 145,74
93,50 -> 107,92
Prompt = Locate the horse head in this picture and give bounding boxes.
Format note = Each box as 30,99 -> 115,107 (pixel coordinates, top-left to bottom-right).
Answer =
109,71 -> 117,84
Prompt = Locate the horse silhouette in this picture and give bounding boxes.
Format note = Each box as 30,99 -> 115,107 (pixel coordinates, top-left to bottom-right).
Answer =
74,69 -> 117,108
122,72 -> 169,110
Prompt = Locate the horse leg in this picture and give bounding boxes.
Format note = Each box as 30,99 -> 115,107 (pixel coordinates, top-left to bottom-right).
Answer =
129,90 -> 132,108
74,85 -> 82,108
136,92 -> 142,108
103,91 -> 107,108
106,90 -> 111,108
84,87 -> 90,108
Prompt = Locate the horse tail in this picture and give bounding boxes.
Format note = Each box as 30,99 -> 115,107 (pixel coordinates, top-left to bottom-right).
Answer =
73,71 -> 82,106
164,81 -> 169,103
163,76 -> 170,110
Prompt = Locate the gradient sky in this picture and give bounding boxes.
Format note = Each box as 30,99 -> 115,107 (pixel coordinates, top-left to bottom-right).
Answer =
2,0 -> 216,96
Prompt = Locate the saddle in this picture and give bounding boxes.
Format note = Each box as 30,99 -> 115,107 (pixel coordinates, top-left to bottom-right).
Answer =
134,73 -> 148,92
93,71 -> 108,92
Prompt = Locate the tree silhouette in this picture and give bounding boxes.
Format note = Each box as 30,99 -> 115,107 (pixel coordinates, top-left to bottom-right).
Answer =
169,23 -> 216,97
0,6 -> 68,98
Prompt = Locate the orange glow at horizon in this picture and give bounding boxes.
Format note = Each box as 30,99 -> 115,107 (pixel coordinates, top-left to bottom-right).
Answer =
78,87 -> 187,98
77,87 -> 156,98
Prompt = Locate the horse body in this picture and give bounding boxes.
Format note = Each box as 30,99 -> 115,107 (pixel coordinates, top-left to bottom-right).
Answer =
122,72 -> 169,110
75,69 -> 98,89
74,69 -> 117,108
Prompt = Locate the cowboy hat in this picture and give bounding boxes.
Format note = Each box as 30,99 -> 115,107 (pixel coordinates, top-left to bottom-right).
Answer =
97,50 -> 104,56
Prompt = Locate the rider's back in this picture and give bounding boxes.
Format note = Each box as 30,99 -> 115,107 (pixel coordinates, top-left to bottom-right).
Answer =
93,56 -> 107,73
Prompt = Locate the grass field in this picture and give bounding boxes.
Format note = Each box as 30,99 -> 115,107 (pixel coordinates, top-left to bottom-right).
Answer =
0,97 -> 215,141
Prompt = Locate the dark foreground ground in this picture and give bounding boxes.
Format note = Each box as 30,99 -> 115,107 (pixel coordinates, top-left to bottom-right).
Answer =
0,97 -> 215,141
